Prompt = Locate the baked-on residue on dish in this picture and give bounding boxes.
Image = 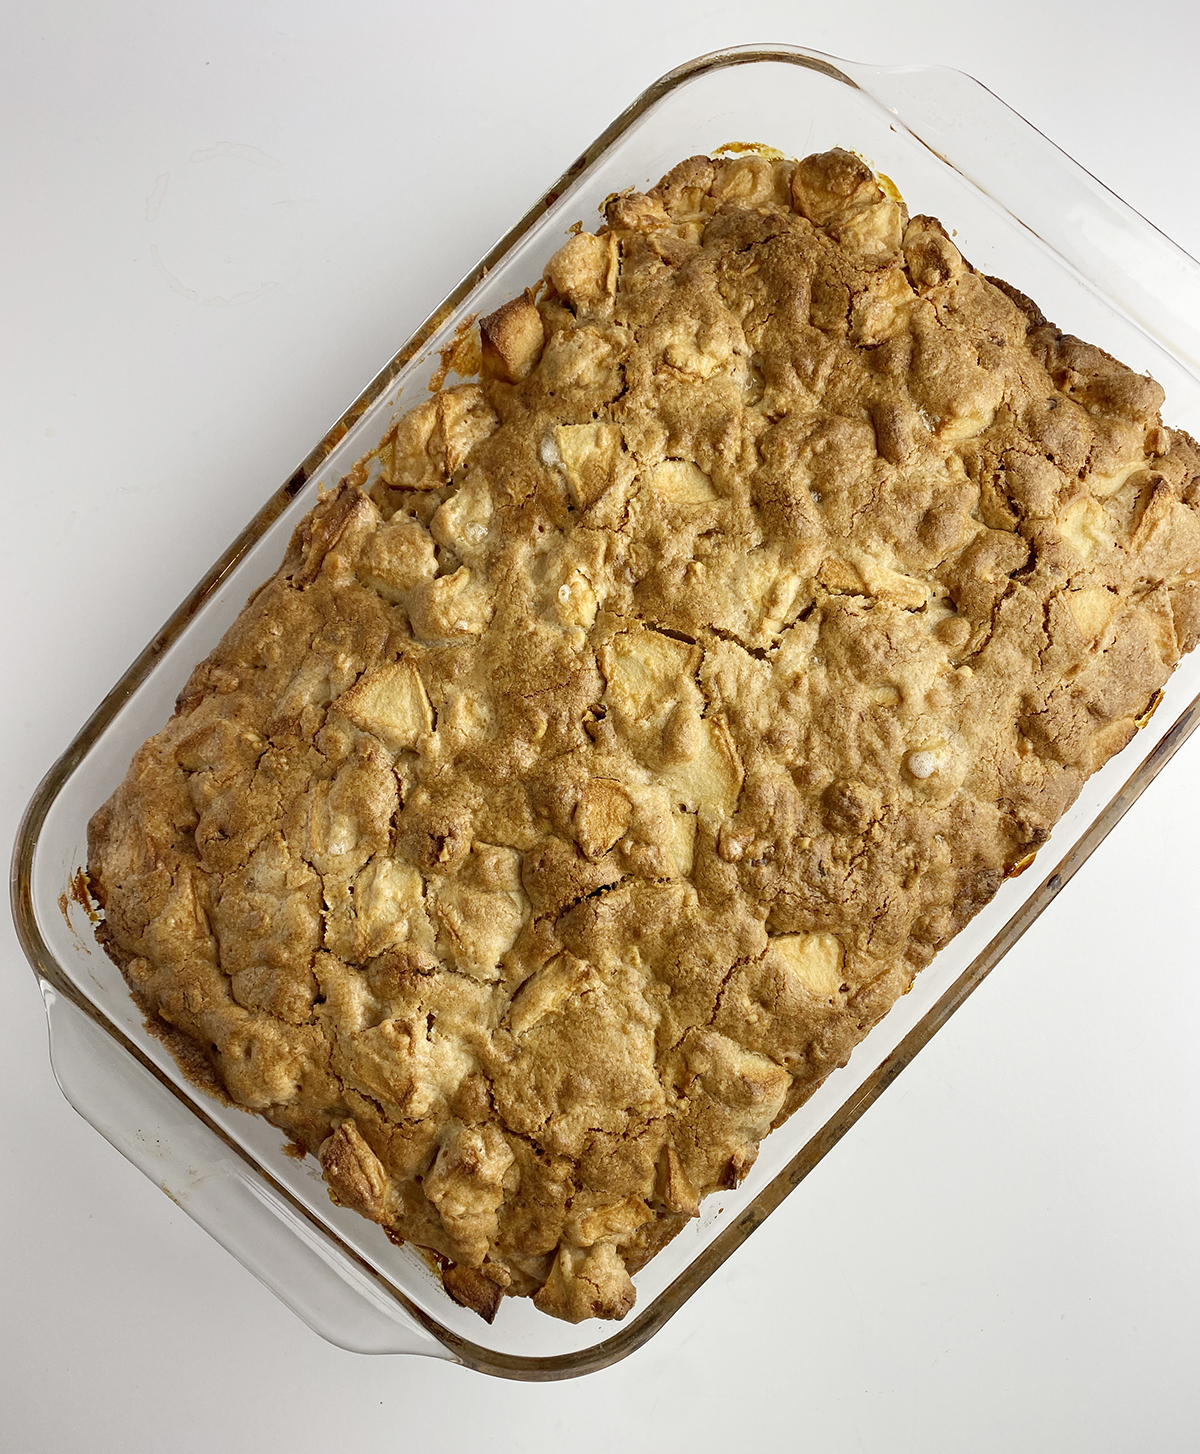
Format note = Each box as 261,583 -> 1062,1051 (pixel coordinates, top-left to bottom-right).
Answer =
89,150 -> 1200,1324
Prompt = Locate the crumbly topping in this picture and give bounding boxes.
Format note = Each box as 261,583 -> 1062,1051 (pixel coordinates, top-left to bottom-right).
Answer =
88,149 -> 1200,1324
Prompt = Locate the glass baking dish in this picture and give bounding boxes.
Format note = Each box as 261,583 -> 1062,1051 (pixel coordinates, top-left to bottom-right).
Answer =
13,43 -> 1200,1381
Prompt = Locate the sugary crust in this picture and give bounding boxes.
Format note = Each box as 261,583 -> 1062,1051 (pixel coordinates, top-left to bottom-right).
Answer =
89,149 -> 1200,1325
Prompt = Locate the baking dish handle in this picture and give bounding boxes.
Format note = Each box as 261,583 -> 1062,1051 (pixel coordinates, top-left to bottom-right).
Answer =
42,987 -> 450,1361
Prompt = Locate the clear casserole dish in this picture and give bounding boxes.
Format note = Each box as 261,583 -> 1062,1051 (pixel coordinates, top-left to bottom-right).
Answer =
13,43 -> 1200,1380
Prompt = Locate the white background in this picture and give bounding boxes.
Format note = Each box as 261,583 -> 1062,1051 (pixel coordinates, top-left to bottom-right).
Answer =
4,2 -> 1200,1449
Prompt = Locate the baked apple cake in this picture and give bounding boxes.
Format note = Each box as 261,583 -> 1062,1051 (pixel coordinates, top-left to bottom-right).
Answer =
89,149 -> 1200,1324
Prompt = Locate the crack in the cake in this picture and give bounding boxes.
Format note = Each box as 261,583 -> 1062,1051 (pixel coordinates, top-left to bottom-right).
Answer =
639,620 -> 698,647
703,622 -> 774,661
960,575 -> 1021,663
705,946 -> 770,1027
540,873 -> 634,925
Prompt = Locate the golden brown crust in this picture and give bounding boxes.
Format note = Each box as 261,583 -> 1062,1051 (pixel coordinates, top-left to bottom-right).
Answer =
88,150 -> 1200,1324
480,293 -> 545,383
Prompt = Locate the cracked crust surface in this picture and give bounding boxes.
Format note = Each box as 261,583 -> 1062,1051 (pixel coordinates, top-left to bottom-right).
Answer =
88,149 -> 1200,1325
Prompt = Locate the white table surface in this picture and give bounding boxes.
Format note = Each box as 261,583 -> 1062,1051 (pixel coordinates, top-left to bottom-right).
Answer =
4,2 -> 1200,1449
